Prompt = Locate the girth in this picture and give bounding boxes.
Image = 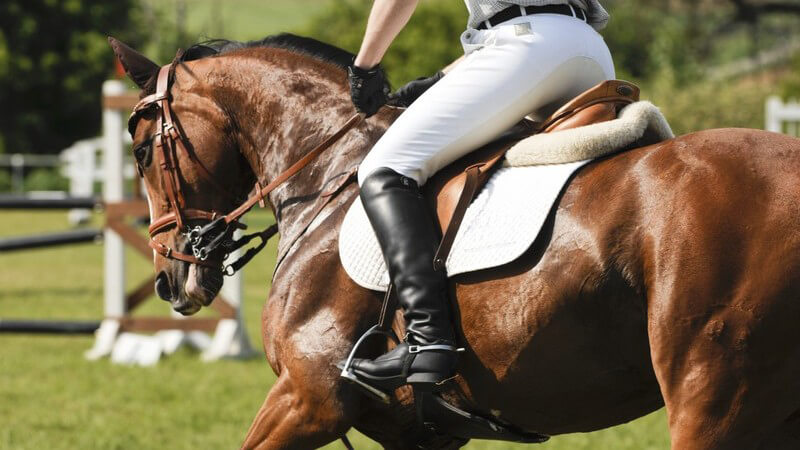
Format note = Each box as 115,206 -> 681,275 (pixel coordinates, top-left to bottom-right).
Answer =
130,62 -> 363,273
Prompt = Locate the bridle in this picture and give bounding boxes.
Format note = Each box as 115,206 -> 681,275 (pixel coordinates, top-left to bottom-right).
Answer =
130,63 -> 363,274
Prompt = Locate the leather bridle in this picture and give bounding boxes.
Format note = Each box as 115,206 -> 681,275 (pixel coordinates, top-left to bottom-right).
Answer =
129,63 -> 363,274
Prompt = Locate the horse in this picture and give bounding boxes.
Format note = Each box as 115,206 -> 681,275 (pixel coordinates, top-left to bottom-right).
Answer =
109,34 -> 800,449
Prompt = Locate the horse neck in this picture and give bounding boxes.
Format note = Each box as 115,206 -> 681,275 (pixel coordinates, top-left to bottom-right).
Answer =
208,52 -> 398,241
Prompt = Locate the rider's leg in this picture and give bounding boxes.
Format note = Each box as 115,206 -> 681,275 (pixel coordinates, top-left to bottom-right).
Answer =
349,167 -> 459,390
350,14 -> 615,389
358,14 -> 615,186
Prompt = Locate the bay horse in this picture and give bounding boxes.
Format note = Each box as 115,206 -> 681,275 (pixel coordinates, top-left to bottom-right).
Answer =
110,34 -> 800,449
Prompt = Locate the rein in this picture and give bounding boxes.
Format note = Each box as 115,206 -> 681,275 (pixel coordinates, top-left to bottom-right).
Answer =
131,63 -> 364,274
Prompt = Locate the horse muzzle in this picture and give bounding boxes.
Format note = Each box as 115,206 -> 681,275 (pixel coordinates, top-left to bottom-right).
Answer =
154,259 -> 223,316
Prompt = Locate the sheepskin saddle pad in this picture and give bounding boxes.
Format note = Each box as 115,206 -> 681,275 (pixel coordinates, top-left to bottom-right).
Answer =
339,101 -> 674,292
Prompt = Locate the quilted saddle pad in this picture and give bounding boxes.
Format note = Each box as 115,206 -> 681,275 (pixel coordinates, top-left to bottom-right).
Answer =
339,161 -> 587,291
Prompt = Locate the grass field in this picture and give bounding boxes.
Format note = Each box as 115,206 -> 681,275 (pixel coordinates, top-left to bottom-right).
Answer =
0,207 -> 671,449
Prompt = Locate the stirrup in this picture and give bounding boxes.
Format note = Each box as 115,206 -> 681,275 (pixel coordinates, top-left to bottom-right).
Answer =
339,324 -> 400,404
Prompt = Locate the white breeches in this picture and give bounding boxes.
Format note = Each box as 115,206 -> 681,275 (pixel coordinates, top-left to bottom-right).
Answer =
358,13 -> 615,186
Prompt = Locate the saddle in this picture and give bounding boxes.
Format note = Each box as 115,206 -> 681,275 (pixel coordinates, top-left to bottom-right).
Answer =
426,79 -> 640,269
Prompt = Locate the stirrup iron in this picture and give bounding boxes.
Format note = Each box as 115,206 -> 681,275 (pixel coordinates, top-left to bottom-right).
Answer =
340,324 -> 400,404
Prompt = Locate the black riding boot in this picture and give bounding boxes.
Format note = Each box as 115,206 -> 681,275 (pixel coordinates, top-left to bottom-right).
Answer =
347,167 -> 458,391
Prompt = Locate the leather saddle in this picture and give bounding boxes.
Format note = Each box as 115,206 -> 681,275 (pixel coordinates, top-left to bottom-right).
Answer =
425,79 -> 640,269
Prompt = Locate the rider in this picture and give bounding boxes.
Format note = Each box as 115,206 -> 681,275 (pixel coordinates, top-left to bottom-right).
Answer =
346,0 -> 614,391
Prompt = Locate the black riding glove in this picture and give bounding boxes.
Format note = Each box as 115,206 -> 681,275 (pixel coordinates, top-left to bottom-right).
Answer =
389,71 -> 445,108
348,64 -> 390,118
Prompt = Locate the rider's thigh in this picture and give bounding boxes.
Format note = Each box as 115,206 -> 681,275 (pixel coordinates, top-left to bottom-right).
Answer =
358,14 -> 615,186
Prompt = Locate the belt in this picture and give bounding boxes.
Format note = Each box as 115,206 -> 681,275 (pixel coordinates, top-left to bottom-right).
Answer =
476,4 -> 587,30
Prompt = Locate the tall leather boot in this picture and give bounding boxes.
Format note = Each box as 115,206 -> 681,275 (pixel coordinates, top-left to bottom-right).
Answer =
348,167 -> 459,390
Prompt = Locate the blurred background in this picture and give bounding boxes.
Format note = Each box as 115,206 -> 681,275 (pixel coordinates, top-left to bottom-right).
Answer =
0,0 -> 798,449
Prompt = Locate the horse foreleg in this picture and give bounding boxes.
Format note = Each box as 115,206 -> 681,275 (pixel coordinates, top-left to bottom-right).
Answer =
241,373 -> 350,449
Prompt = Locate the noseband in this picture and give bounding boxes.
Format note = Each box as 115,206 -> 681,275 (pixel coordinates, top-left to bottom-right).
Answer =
130,63 -> 363,274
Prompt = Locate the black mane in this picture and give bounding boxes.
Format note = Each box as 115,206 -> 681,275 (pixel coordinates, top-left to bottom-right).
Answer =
138,34 -> 352,96
181,33 -> 354,69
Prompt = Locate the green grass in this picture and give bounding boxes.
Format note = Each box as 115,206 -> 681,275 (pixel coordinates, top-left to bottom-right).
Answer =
0,207 -> 671,449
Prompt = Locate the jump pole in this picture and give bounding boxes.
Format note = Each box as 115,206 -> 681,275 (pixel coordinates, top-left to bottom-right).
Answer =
0,319 -> 101,334
0,196 -> 99,209
86,80 -> 127,359
0,228 -> 102,252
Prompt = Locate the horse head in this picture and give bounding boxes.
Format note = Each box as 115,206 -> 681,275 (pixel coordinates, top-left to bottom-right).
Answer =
109,37 -> 256,315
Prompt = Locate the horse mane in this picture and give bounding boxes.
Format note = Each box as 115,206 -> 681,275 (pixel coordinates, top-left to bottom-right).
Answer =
184,33 -> 353,68
141,33 -> 353,96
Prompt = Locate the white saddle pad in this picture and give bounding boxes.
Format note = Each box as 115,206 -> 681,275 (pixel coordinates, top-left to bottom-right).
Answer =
339,101 -> 673,291
340,162 -> 588,291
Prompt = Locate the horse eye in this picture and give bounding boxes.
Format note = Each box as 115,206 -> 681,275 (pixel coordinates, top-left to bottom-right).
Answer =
133,139 -> 153,167
133,145 -> 146,162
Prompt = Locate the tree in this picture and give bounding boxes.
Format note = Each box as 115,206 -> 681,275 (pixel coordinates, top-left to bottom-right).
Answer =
302,0 -> 702,85
0,0 -> 144,154
728,0 -> 800,22
302,0 -> 466,86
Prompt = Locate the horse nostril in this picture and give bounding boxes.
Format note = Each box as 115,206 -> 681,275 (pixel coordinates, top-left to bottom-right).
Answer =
155,271 -> 172,301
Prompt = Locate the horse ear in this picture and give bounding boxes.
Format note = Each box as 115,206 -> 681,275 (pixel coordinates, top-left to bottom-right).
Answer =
108,37 -> 160,90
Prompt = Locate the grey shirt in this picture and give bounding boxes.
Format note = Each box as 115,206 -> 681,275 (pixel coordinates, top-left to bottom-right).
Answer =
464,0 -> 610,30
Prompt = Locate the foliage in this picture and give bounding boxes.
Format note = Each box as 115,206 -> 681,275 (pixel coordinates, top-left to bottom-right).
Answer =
139,0 -> 329,63
781,55 -> 800,99
303,0 -> 466,86
0,0 -> 144,155
644,76 -> 769,136
302,0 -> 712,87
600,0 -> 665,81
137,0 -> 193,64
302,0 -> 787,134
0,169 -> 10,191
23,167 -> 69,192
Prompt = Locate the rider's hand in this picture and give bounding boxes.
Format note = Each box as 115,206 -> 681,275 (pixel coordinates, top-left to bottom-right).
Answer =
348,64 -> 390,118
388,71 -> 444,107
